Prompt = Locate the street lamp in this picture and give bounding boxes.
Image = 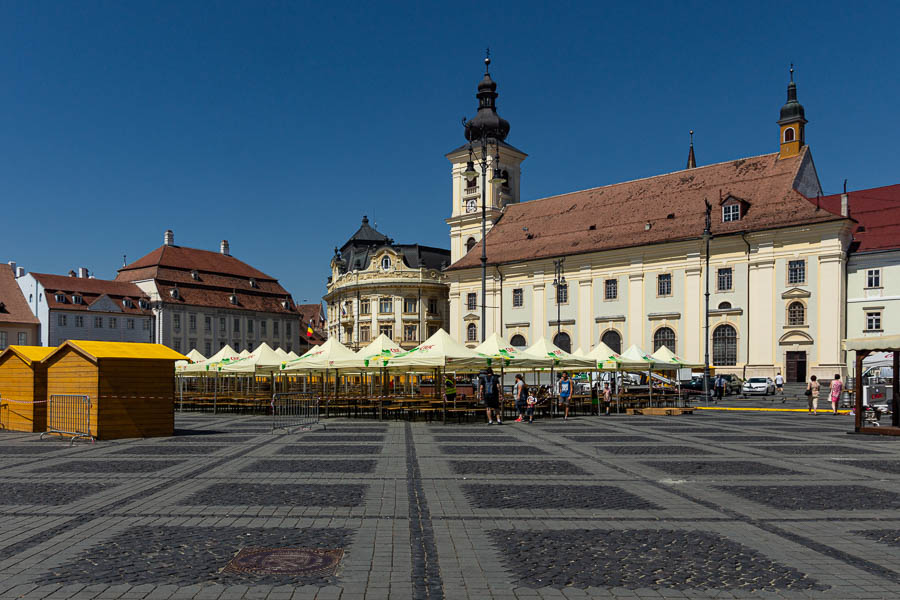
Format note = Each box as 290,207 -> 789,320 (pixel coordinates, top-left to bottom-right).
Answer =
553,257 -> 566,349
462,52 -> 509,342
702,199 -> 712,400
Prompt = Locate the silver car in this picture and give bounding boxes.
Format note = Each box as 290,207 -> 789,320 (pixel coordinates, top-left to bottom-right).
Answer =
742,377 -> 776,396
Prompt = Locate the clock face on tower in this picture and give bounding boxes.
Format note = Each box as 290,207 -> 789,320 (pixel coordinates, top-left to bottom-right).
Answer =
465,199 -> 478,213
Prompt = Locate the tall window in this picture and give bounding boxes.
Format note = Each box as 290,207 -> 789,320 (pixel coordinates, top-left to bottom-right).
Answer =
379,297 -> 393,313
0,332 -> 6,349
285,323 -> 291,336
204,341 -> 212,356
604,279 -> 617,300
653,327 -> 676,352
717,268 -> 733,292
866,311 -> 882,331
788,260 -> 805,284
189,338 -> 197,351
109,317 -> 117,329
404,324 -> 417,341
381,256 -> 391,270
466,238 -> 476,253
189,314 -> 197,331
553,332 -> 571,353
94,316 -> 103,328
360,299 -> 371,314
466,293 -> 477,311
173,314 -> 181,331
427,298 -> 438,314
174,338 -> 182,352
58,314 -> 67,327
143,319 -> 150,330
233,318 -> 240,332
75,316 -> 84,327
556,283 -> 568,304
273,321 -> 280,336
379,324 -> 393,338
17,332 -> 27,345
783,127 -> 795,142
466,323 -> 477,342
712,324 -> 737,366
205,316 -> 212,332
722,204 -> 741,222
512,288 -> 523,307
510,334 -> 526,347
867,269 -> 881,288
657,273 -> 672,296
787,302 -> 805,326
360,326 -> 370,342
601,330 -> 621,354
404,298 -> 417,313
220,317 -> 226,333
247,320 -> 254,334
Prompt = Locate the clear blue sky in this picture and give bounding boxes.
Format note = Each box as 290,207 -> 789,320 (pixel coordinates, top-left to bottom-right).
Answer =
2,1 -> 898,304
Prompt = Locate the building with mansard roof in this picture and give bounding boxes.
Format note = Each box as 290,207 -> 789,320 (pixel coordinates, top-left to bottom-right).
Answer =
116,230 -> 312,355
324,217 -> 450,350
444,63 -> 855,383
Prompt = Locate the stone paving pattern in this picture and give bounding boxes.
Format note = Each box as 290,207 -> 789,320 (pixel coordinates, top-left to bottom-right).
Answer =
2,409 -> 900,598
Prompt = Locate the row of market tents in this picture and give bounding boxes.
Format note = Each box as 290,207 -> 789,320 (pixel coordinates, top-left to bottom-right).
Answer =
176,329 -> 705,376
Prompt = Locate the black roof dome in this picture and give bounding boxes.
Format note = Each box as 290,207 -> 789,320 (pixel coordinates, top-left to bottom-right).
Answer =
778,67 -> 806,125
465,56 -> 510,143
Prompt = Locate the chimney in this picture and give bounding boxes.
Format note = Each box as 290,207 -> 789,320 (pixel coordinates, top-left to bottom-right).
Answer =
16,267 -> 25,278
841,179 -> 850,218
164,229 -> 175,246
7,261 -> 15,274
220,240 -> 230,256
78,267 -> 89,278
68,270 -> 77,277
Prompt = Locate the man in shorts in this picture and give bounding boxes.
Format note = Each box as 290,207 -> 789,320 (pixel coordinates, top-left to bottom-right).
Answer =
479,367 -> 502,425
775,373 -> 784,398
557,371 -> 573,421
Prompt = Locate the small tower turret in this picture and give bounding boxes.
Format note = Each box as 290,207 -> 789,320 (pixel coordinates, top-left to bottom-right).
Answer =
778,65 -> 807,159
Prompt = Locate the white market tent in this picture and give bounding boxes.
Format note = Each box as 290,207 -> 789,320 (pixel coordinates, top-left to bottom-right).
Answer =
185,349 -> 206,363
178,344 -> 240,374
472,333 -> 550,369
356,334 -> 405,368
525,337 -> 595,370
286,351 -> 301,360
282,338 -> 361,371
220,342 -> 284,374
238,349 -> 251,358
384,329 -> 482,369
274,347 -> 289,360
651,345 -> 703,369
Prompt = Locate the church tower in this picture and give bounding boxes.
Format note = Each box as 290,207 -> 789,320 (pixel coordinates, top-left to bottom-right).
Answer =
777,66 -> 807,159
446,56 -> 527,265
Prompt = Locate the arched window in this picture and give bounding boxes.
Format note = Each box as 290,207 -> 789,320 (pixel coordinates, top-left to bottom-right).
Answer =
783,127 -> 795,142
601,330 -> 621,354
381,256 -> 391,270
553,332 -> 571,353
653,327 -> 676,352
787,302 -> 805,326
466,323 -> 478,342
510,334 -> 526,348
713,324 -> 737,366
718,301 -> 732,310
466,238 -> 476,253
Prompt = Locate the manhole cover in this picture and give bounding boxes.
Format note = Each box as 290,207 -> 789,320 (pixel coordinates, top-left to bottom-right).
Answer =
224,547 -> 343,577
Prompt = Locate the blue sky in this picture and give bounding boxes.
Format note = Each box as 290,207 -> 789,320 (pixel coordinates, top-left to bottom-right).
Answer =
2,1 -> 898,303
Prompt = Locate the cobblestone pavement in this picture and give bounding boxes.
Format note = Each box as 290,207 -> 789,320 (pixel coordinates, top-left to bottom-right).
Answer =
3,411 -> 900,598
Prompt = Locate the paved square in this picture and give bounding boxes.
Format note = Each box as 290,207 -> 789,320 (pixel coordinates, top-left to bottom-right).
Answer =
3,411 -> 900,599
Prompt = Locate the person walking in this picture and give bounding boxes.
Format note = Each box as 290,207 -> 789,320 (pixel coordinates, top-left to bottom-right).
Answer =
714,374 -> 725,403
479,367 -> 502,425
513,374 -> 528,422
603,382 -> 612,416
558,371 -> 573,420
830,374 -> 843,415
806,374 -> 820,415
525,388 -> 537,423
444,374 -> 457,407
775,372 -> 785,398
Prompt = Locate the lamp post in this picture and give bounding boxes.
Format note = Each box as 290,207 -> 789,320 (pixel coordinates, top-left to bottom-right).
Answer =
702,199 -> 712,400
552,257 -> 566,348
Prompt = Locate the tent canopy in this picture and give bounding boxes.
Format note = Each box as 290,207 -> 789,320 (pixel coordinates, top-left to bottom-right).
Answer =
185,349 -> 206,363
618,344 -> 661,369
178,344 -> 240,374
650,346 -> 701,369
356,334 -> 405,368
220,342 -> 284,373
472,332 -> 550,368
585,342 -> 625,370
384,329 -> 482,368
282,337 -> 360,371
525,337 -> 594,369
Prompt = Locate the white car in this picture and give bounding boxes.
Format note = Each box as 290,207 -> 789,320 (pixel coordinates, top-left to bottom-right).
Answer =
742,377 -> 776,396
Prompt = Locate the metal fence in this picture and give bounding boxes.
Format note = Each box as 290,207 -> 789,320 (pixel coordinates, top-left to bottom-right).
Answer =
271,393 -> 322,433
41,395 -> 94,445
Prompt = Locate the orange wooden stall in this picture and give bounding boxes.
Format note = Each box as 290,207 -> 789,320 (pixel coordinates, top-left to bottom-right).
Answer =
43,340 -> 185,440
0,346 -> 54,432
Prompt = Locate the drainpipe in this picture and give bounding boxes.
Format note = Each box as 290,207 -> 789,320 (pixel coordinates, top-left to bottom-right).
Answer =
495,265 -> 504,334
741,233 -> 751,381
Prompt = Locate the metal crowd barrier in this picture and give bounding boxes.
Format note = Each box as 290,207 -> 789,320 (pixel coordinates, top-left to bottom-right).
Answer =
41,395 -> 94,445
271,393 -> 323,433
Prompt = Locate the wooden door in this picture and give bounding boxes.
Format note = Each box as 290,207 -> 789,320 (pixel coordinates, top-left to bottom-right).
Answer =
786,351 -> 807,383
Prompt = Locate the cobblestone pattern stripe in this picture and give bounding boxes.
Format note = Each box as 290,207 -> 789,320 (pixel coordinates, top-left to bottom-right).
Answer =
405,421 -> 443,599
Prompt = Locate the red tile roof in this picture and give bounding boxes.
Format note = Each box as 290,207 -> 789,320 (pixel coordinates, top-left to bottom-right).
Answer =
448,148 -> 844,270
119,245 -> 273,280
0,265 -> 40,325
156,284 -> 296,314
815,184 -> 900,253
29,272 -> 152,315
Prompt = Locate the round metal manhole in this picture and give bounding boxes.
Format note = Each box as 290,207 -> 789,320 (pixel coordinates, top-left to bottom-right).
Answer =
224,547 -> 344,577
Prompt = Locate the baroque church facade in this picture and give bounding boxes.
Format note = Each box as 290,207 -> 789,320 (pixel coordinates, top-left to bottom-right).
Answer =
444,64 -> 852,383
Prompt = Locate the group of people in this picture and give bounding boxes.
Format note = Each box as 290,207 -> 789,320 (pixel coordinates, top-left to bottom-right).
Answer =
806,373 -> 844,415
471,368 -> 613,425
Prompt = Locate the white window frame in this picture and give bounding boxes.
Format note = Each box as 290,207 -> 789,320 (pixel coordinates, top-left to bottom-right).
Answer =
604,278 -> 617,300
379,297 -> 393,314
717,267 -> 733,292
866,269 -> 881,289
866,311 -> 882,332
657,273 -> 673,297
722,204 -> 740,222
788,260 -> 806,285
466,293 -> 477,311
512,288 -> 524,308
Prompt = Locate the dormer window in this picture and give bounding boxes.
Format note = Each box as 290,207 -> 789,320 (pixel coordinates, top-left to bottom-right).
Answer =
230,293 -> 238,305
249,278 -> 258,288
170,287 -> 180,299
72,294 -> 83,304
55,293 -> 66,303
381,256 -> 391,270
723,204 -> 741,222
122,298 -> 133,308
138,299 -> 150,309
190,270 -> 200,280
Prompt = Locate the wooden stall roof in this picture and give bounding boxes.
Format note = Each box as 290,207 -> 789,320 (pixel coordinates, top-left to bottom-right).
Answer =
0,345 -> 54,365
43,340 -> 187,363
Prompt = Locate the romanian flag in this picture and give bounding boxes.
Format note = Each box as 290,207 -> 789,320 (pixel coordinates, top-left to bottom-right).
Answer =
306,321 -> 314,337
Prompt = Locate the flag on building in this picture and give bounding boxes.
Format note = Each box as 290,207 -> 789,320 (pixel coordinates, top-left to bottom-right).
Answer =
307,321 -> 314,337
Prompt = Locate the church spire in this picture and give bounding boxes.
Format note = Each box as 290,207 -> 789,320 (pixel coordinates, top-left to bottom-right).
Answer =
464,51 -> 511,143
777,64 -> 807,159
686,130 -> 696,169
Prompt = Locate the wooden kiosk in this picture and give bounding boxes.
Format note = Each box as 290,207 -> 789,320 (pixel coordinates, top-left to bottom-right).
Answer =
43,340 -> 186,440
0,345 -> 55,432
844,334 -> 900,436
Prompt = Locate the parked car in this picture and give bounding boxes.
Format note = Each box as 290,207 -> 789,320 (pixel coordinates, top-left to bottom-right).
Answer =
719,374 -> 743,395
683,374 -> 742,395
742,377 -> 776,396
